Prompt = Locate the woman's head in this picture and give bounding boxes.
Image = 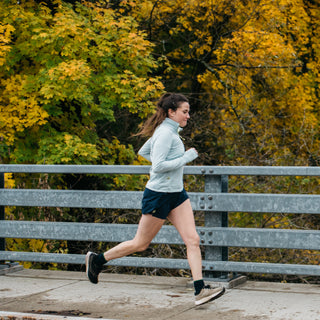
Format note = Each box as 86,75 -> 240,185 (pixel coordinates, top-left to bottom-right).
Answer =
157,93 -> 189,115
137,93 -> 190,137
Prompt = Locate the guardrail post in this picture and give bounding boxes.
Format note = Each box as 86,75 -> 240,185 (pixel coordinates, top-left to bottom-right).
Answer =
0,171 -> 24,274
0,173 -> 5,261
204,174 -> 229,280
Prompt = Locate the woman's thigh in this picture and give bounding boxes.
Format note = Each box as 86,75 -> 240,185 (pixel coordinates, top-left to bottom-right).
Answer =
167,199 -> 199,244
133,213 -> 165,245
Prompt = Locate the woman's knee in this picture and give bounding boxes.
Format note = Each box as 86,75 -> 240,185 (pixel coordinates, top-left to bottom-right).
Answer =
131,239 -> 150,252
185,232 -> 200,248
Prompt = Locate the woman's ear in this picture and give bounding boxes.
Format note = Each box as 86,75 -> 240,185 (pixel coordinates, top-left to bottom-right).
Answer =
168,108 -> 175,118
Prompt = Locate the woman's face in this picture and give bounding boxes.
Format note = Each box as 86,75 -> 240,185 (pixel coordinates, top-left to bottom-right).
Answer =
168,102 -> 190,127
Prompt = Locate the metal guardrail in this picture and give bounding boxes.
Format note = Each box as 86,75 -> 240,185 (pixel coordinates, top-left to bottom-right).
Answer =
0,165 -> 320,278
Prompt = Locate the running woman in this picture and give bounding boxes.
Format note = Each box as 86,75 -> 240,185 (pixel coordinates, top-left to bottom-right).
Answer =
86,93 -> 225,306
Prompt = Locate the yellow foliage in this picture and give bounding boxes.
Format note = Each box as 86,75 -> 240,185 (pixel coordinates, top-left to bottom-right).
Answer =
4,173 -> 15,191
147,0 -> 320,166
0,74 -> 49,144
37,133 -> 99,164
0,23 -> 14,67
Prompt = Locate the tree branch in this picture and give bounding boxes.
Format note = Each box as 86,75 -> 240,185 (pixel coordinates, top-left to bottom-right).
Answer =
200,60 -> 246,135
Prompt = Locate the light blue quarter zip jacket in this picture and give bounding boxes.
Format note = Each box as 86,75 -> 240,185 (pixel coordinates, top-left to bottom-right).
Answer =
138,118 -> 198,192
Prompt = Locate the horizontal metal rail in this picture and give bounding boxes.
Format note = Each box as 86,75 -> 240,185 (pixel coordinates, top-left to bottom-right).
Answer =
2,164 -> 320,176
1,221 -> 319,250
2,189 -> 320,213
1,251 -> 319,276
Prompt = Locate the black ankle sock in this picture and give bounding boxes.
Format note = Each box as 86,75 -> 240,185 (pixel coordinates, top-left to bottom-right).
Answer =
194,279 -> 205,295
96,253 -> 107,266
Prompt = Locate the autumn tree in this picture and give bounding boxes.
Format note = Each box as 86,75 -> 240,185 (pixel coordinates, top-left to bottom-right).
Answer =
119,0 -> 320,166
0,0 -> 163,165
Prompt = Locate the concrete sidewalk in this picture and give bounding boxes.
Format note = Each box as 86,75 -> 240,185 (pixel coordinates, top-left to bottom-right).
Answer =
1,269 -> 320,320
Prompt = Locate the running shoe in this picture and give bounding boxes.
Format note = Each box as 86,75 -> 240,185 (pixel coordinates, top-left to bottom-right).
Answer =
85,251 -> 102,284
195,285 -> 225,306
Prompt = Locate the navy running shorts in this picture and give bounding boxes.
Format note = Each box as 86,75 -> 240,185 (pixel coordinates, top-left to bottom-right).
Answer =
141,188 -> 189,220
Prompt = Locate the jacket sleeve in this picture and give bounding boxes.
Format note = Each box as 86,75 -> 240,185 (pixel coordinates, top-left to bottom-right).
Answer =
138,138 -> 152,162
151,130 -> 198,173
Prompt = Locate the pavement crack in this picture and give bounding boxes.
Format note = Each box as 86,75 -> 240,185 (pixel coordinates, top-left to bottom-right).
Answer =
161,305 -> 197,320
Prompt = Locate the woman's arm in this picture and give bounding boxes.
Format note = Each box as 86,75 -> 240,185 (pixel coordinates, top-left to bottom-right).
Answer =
138,138 -> 152,162
151,131 -> 198,173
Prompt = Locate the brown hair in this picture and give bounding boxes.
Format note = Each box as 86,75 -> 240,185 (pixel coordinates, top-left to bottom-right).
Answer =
137,93 -> 189,137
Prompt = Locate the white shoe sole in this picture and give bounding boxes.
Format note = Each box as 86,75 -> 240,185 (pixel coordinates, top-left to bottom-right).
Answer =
195,287 -> 225,306
85,251 -> 93,280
